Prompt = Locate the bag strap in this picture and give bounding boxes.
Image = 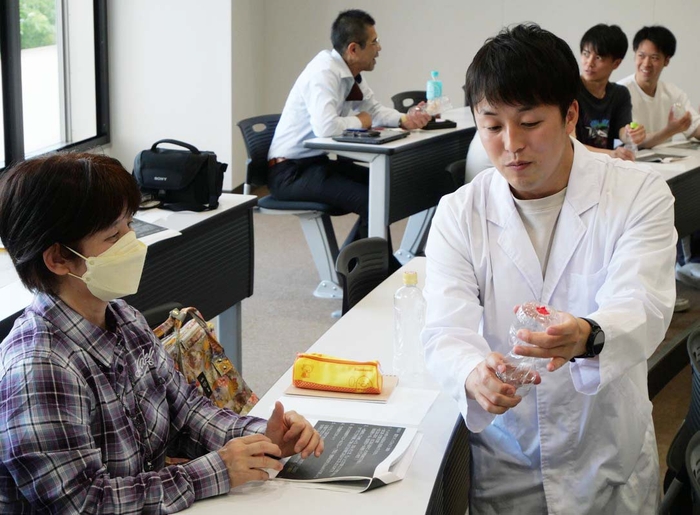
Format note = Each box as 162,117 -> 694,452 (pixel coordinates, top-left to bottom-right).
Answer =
174,307 -> 225,355
151,139 -> 201,154
207,161 -> 228,210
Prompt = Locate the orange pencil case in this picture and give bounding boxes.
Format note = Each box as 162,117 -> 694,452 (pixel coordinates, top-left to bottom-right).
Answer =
292,353 -> 383,394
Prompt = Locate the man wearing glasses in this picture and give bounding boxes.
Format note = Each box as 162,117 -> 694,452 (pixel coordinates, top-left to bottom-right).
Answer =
267,9 -> 430,245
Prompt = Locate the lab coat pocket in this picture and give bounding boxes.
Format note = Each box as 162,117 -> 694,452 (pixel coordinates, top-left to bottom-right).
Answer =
566,266 -> 608,316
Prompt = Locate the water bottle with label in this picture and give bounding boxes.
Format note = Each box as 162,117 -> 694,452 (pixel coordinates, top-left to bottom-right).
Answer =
426,70 -> 442,102
495,301 -> 560,396
393,271 -> 427,384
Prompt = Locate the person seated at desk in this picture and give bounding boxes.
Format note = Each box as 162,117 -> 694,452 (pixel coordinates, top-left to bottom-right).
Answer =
0,153 -> 323,513
423,23 -> 675,514
619,25 -> 700,290
619,25 -> 700,148
267,9 -> 430,244
576,23 -> 645,161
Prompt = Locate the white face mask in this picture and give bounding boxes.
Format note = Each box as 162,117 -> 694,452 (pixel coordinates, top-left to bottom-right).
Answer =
65,231 -> 148,302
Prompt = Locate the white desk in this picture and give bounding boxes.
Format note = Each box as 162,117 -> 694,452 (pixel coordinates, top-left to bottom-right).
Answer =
0,194 -> 257,371
305,108 -> 476,263
182,258 -> 466,515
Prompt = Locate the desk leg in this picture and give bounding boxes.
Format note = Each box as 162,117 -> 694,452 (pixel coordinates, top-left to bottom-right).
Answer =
215,303 -> 243,373
395,207 -> 436,265
368,156 -> 388,239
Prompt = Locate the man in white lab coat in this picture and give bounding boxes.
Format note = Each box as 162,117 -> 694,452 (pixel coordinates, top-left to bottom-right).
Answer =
423,24 -> 676,514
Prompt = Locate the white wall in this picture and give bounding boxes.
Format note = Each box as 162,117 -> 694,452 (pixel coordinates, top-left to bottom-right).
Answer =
105,0 -> 235,190
259,0 -> 700,119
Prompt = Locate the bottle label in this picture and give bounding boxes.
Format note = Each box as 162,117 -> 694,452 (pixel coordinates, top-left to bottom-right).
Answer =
427,80 -> 442,101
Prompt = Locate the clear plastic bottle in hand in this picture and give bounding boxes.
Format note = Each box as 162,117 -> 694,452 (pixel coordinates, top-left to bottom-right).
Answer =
393,271 -> 427,384
495,301 -> 560,395
625,121 -> 639,154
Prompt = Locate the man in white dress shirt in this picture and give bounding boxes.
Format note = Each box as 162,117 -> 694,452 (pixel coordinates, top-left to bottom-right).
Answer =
619,25 -> 700,290
267,9 -> 429,244
423,23 -> 675,514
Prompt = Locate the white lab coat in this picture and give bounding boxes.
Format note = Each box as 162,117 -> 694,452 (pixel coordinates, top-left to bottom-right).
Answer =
423,139 -> 676,515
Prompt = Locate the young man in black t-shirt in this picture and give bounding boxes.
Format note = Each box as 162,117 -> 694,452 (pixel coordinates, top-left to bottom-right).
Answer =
576,24 -> 646,161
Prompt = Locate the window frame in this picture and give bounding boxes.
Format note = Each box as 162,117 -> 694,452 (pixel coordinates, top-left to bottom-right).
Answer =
0,0 -> 109,170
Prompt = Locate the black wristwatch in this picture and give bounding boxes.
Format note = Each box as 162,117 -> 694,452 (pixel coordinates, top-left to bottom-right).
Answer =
572,318 -> 605,360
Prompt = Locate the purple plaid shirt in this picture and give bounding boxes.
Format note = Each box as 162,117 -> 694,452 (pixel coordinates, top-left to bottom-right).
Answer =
0,294 -> 267,513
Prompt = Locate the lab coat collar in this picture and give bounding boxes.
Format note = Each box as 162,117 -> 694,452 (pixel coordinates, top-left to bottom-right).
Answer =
485,138 -> 602,302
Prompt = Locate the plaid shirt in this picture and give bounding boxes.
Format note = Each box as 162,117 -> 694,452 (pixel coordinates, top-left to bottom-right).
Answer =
0,294 -> 267,513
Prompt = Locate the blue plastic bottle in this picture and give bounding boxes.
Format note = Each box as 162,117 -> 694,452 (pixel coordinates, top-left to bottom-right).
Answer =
426,71 -> 442,101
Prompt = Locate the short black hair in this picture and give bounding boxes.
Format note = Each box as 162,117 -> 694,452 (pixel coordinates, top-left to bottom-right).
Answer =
465,23 -> 580,119
0,152 -> 141,295
633,25 -> 676,57
331,9 -> 375,54
580,24 -> 628,61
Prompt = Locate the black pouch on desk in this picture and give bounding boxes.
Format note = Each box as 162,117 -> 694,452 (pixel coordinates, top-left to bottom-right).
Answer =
422,118 -> 457,130
133,139 -> 228,212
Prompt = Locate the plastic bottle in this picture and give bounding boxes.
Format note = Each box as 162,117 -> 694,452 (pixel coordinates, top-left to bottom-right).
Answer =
672,102 -> 686,120
495,301 -> 560,396
393,271 -> 427,384
625,122 -> 638,154
426,71 -> 442,102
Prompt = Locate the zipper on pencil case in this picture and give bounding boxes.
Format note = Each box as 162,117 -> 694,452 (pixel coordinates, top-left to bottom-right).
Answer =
297,353 -> 380,367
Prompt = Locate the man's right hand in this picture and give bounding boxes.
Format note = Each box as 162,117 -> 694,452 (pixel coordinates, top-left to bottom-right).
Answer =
465,352 -> 539,414
357,111 -> 372,128
217,434 -> 284,489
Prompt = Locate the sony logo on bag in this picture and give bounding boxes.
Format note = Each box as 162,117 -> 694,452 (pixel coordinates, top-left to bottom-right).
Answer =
153,177 -> 168,181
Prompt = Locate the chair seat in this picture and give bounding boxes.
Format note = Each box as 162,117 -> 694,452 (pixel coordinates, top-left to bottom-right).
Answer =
258,195 -> 347,215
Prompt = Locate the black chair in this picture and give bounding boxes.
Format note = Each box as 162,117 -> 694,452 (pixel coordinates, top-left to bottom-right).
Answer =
660,329 -> 700,513
141,302 -> 183,329
446,159 -> 467,189
686,430 -> 700,513
335,237 -> 390,315
426,416 -> 471,515
237,114 -> 344,299
391,90 -> 427,114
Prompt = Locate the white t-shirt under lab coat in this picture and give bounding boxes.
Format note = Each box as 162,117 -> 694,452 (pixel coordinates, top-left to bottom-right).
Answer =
423,139 -> 676,514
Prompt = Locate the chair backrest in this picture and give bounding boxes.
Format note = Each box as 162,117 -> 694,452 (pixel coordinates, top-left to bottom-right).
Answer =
335,237 -> 390,315
659,329 -> 700,513
686,430 -> 700,513
141,302 -> 183,329
391,90 -> 427,113
236,114 -> 281,188
445,127 -> 477,190
446,159 -> 467,189
688,330 -> 700,433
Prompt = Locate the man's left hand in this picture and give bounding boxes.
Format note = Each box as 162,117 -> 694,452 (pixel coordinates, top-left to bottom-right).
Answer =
511,311 -> 591,372
264,401 -> 324,459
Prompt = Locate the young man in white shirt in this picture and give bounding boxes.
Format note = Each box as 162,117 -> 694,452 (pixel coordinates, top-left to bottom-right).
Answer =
267,9 -> 429,244
619,25 -> 700,148
423,23 -> 675,514
619,25 -> 700,290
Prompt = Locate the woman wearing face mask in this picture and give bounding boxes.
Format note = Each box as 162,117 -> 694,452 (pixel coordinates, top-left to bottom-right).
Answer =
0,153 -> 323,513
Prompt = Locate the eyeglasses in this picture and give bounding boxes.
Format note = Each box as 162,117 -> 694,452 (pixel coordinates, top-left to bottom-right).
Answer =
370,38 -> 380,47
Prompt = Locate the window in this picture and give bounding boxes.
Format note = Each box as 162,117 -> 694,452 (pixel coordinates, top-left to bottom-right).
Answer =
0,0 -> 108,170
